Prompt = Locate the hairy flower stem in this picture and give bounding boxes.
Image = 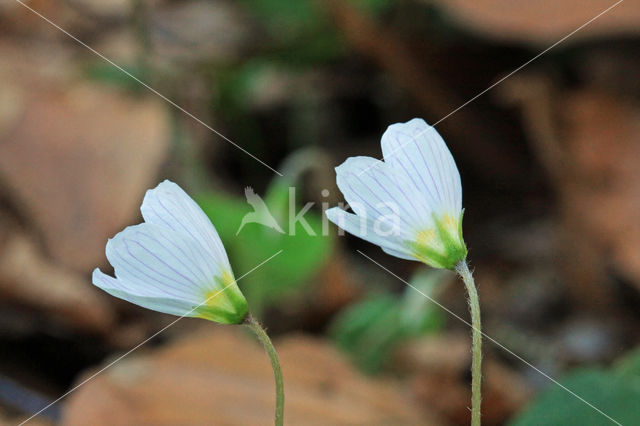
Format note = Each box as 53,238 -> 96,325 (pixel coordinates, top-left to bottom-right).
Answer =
456,260 -> 482,426
245,315 -> 284,426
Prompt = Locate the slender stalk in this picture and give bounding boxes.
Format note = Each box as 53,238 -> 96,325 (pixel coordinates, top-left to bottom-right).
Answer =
456,260 -> 482,426
244,315 -> 284,426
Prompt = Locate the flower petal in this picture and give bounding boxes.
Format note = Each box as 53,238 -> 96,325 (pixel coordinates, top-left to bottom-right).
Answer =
381,118 -> 462,216
381,246 -> 416,261
335,156 -> 431,231
326,207 -> 414,259
140,180 -> 231,271
92,269 -> 199,317
106,222 -> 223,302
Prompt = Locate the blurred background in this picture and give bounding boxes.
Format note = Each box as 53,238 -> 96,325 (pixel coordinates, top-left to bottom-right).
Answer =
1,0 -> 640,424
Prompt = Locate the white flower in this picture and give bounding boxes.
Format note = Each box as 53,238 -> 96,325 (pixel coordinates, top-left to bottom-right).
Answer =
92,180 -> 248,324
326,118 -> 466,269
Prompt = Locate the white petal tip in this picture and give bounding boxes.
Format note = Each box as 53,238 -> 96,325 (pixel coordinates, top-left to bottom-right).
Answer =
145,180 -> 181,197
384,118 -> 433,137
324,207 -> 342,222
92,268 -> 114,289
334,156 -> 382,177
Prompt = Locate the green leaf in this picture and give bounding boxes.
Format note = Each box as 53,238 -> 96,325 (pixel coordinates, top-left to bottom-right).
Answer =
329,269 -> 446,373
195,183 -> 331,314
352,0 -> 394,15
194,192 -> 250,242
510,367 -> 640,426
400,269 -> 447,335
238,0 -> 345,65
84,62 -> 149,92
241,0 -> 320,40
614,346 -> 640,378
330,294 -> 403,374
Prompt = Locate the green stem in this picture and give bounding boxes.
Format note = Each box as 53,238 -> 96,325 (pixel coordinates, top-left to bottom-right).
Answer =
456,260 -> 482,426
245,315 -> 284,426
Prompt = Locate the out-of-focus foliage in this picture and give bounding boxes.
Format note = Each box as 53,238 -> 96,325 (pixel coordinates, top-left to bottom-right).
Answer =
213,0 -> 393,151
196,175 -> 331,315
330,269 -> 447,373
84,63 -> 150,92
510,347 -> 640,425
240,0 -> 342,66
239,0 -> 391,65
615,347 -> 640,377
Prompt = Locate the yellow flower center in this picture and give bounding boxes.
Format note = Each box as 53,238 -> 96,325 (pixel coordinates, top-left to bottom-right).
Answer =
195,269 -> 248,324
416,229 -> 436,245
409,211 -> 467,270
443,213 -> 456,229
203,271 -> 236,305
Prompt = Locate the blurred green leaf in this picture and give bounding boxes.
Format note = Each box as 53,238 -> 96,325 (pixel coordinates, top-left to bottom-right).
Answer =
400,269 -> 447,334
269,34 -> 345,68
196,180 -> 331,315
213,60 -> 274,115
241,0 -> 320,41
330,269 -> 446,373
84,62 -> 150,92
239,0 -> 345,66
241,0 -> 392,41
352,0 -> 394,15
330,294 -> 402,373
510,349 -> 640,426
614,346 -> 640,378
195,192 -> 250,241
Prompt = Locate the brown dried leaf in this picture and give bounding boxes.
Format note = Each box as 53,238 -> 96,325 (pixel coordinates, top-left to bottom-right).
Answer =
0,228 -> 115,332
430,0 -> 640,44
502,76 -> 640,302
395,334 -> 533,425
64,327 -> 441,425
0,76 -> 169,271
559,91 -> 640,290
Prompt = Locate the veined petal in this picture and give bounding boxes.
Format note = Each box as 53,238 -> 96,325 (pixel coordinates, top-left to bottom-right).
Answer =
409,210 -> 467,269
106,222 -> 224,301
381,246 -> 416,261
326,207 -> 414,258
101,221 -> 248,324
95,180 -> 248,324
335,156 -> 431,231
141,180 -> 231,272
381,118 -> 462,216
93,269 -> 199,317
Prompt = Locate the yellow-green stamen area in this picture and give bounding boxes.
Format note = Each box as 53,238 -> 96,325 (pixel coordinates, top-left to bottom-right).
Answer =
195,271 -> 248,324
409,210 -> 467,270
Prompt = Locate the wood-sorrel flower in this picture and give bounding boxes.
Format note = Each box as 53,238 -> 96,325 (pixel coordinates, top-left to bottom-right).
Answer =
92,180 -> 248,324
326,118 -> 466,269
